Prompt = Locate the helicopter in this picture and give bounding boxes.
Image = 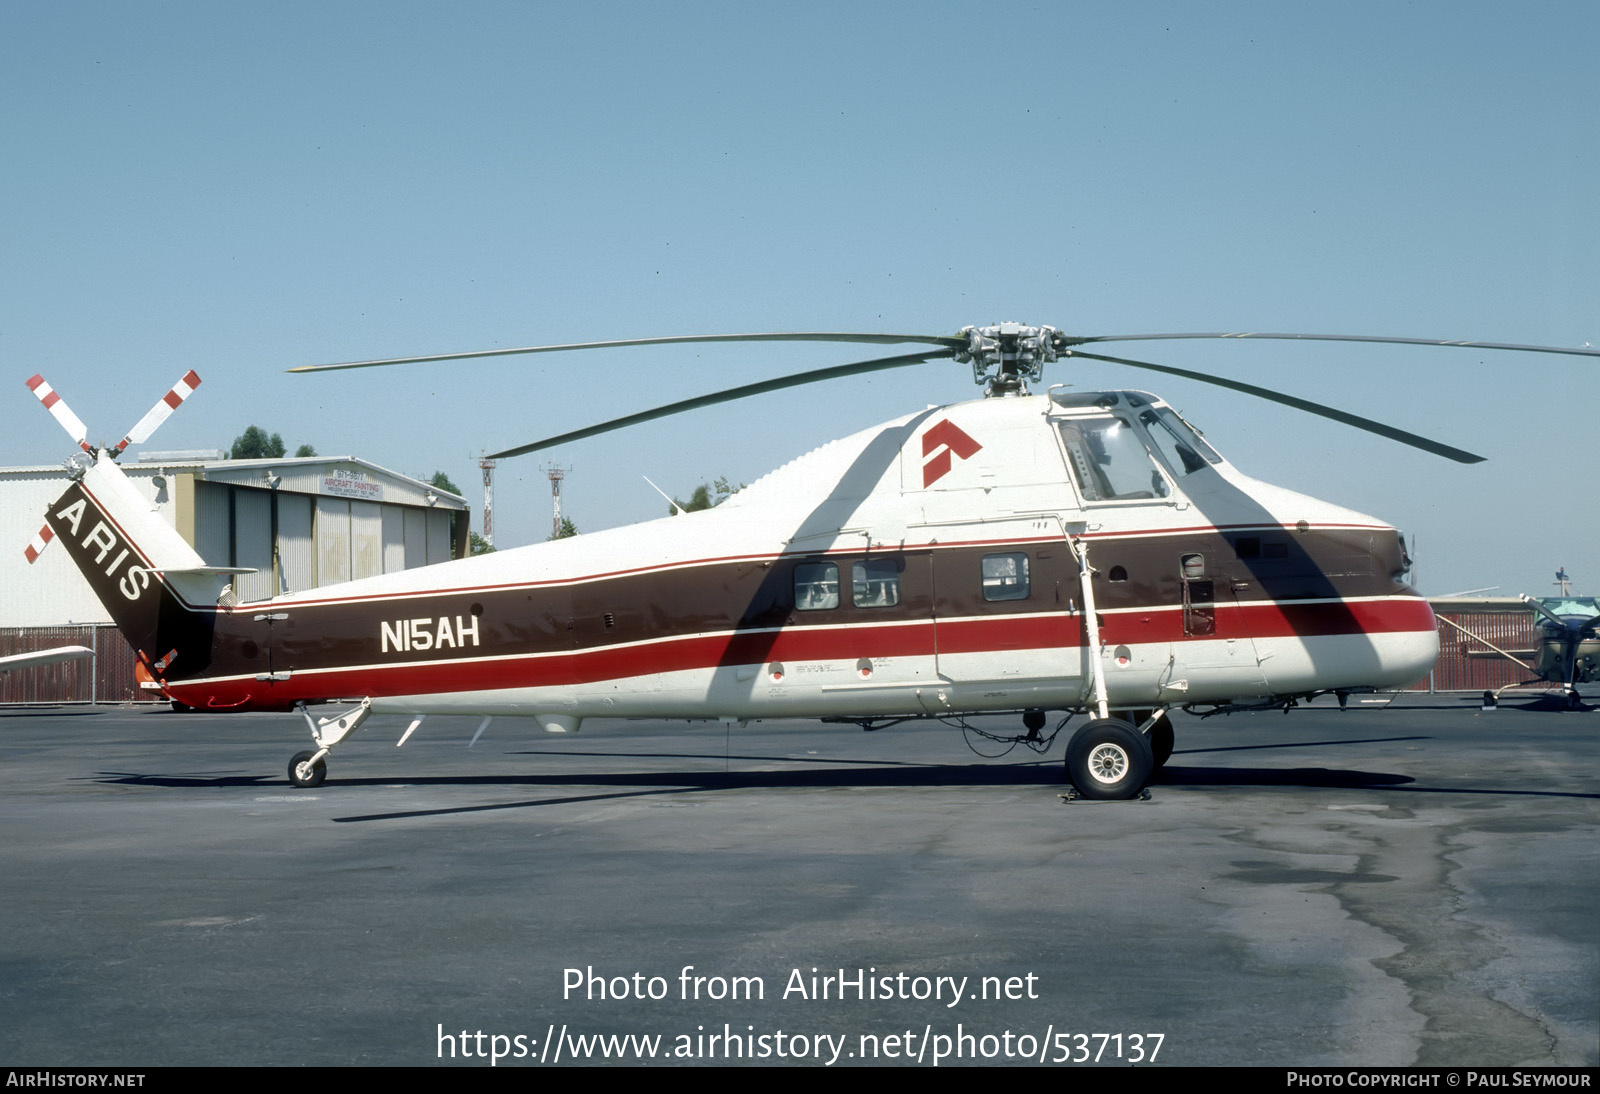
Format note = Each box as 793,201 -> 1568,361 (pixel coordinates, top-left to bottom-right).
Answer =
25,323 -> 1600,799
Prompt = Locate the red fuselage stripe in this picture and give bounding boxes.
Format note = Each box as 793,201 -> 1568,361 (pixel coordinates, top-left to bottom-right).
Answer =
170,597 -> 1435,707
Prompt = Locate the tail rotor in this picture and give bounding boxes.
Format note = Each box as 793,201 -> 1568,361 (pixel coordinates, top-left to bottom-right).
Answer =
20,369 -> 204,563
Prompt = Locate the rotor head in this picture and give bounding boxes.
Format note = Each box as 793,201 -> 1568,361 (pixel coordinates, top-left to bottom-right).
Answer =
955,323 -> 1066,395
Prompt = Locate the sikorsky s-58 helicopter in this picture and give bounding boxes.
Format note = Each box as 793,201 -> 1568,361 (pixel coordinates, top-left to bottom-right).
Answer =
26,324 -> 1600,798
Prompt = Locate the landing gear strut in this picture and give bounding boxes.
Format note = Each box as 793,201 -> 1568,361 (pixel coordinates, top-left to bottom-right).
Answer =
288,698 -> 374,787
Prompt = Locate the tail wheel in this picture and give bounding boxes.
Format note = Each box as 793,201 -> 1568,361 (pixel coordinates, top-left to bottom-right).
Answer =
288,750 -> 327,788
1065,719 -> 1153,800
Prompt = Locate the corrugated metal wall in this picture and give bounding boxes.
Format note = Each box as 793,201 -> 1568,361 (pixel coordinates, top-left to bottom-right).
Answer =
351,500 -> 383,580
277,494 -> 313,595
234,487 -> 275,601
193,480 -> 233,569
315,497 -> 352,585
427,508 -> 452,564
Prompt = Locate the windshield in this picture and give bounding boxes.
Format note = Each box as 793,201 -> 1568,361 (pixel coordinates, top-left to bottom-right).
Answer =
1138,406 -> 1221,475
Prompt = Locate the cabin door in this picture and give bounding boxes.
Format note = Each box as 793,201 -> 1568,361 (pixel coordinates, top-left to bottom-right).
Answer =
929,532 -> 1084,704
1172,549 -> 1268,696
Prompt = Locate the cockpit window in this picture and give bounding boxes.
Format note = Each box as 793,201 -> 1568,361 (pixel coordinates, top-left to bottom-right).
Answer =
1058,417 -> 1170,501
1140,407 -> 1221,471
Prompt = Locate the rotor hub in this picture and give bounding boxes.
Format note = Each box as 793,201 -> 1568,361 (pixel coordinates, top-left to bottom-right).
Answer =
955,322 -> 1066,396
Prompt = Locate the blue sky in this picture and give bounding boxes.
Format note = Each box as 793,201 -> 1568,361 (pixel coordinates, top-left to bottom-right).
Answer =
3,1 -> 1595,596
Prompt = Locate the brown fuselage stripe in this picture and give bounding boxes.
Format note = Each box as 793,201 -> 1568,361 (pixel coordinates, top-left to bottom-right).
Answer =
167,597 -> 1435,709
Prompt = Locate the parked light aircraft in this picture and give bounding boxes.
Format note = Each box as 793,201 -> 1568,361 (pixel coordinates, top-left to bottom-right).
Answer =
25,324 -> 1600,798
1447,584 -> 1599,711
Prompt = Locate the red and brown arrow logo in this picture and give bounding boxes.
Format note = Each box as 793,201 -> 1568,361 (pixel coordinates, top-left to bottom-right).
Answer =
921,419 -> 982,487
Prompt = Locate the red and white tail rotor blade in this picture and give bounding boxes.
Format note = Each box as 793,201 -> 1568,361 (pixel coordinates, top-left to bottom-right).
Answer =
113,369 -> 202,455
23,524 -> 55,564
25,374 -> 92,453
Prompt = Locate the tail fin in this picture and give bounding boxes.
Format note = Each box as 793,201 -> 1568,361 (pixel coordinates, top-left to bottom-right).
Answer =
46,452 -> 236,671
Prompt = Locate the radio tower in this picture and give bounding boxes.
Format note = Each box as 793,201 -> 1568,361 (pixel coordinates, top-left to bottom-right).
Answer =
478,453 -> 498,547
545,463 -> 570,539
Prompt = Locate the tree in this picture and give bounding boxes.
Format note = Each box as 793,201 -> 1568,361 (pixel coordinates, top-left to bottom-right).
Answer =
294,443 -> 317,458
429,471 -> 461,496
670,476 -> 743,515
230,426 -> 286,460
549,517 -> 578,540
469,531 -> 496,555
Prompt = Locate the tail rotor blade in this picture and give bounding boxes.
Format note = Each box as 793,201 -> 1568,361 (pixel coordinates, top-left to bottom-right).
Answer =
114,370 -> 203,454
23,523 -> 55,564
25,375 -> 92,453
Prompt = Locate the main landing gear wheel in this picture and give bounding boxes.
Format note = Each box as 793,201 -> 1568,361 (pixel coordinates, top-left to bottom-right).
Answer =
288,750 -> 327,789
1146,714 -> 1175,769
1065,719 -> 1153,800
1125,709 -> 1174,769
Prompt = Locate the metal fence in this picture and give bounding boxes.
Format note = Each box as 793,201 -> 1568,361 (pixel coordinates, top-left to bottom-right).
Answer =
1416,609 -> 1553,693
0,625 -> 151,704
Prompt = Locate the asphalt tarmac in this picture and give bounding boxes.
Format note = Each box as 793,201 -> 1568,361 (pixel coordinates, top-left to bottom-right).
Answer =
1,693 -> 1595,1068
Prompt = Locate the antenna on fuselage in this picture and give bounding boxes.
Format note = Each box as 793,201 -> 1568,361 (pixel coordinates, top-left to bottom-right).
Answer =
643,475 -> 687,516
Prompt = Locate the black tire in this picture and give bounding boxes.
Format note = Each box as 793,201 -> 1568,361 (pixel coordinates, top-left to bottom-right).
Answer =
1121,709 -> 1173,769
1065,720 -> 1153,800
288,750 -> 327,788
1147,713 -> 1175,769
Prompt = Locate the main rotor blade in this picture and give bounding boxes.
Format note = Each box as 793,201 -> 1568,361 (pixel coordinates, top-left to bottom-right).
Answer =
291,332 -> 967,373
487,348 -> 955,459
1068,349 -> 1487,463
1065,332 -> 1600,358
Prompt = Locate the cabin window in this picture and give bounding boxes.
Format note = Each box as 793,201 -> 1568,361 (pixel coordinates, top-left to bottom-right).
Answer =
852,559 -> 900,608
794,562 -> 840,610
1058,417 -> 1170,502
981,553 -> 1030,601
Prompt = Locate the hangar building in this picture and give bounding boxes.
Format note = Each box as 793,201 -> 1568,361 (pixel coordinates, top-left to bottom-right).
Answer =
1,453 -> 470,701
